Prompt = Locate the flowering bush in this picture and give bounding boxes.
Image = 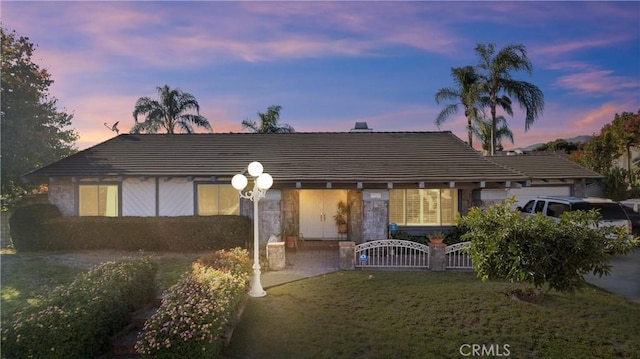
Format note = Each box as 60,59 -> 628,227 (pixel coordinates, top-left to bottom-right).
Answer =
136,248 -> 250,358
1,257 -> 157,358
195,247 -> 252,277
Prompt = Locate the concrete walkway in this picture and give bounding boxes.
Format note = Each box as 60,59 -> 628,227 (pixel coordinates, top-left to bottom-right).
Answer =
585,248 -> 640,302
261,248 -> 341,288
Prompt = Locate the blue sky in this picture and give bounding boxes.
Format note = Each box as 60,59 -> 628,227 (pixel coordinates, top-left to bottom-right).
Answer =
2,1 -> 639,150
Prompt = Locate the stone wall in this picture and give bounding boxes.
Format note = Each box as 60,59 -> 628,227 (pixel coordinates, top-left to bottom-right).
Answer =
280,189 -> 299,237
241,190 -> 282,246
459,188 -> 477,216
362,198 -> 388,241
347,190 -> 363,243
259,193 -> 281,246
49,178 -> 75,215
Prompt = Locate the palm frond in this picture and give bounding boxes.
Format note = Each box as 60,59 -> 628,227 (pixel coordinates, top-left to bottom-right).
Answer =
131,85 -> 211,134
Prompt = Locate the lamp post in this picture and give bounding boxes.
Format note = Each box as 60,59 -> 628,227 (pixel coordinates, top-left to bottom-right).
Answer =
231,161 -> 273,297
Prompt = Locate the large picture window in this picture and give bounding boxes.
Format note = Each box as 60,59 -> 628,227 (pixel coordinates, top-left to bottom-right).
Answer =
389,189 -> 458,226
79,184 -> 119,216
197,184 -> 239,215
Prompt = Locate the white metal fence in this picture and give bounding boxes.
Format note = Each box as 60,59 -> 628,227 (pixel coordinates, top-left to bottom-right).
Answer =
355,240 -> 430,269
445,241 -> 473,269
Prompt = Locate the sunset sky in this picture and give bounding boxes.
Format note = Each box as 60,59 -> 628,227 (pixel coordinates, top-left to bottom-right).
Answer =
2,1 -> 639,150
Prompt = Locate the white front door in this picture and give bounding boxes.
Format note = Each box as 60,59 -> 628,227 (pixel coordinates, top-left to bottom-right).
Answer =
299,190 -> 347,239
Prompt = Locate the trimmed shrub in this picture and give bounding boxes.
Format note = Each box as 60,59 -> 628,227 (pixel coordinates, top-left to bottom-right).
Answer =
9,203 -> 62,251
459,200 -> 638,293
29,215 -> 251,252
1,257 -> 158,358
136,248 -> 250,358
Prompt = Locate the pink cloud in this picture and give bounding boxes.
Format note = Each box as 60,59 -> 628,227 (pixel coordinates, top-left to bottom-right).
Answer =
535,37 -> 631,57
574,103 -> 622,128
555,70 -> 639,94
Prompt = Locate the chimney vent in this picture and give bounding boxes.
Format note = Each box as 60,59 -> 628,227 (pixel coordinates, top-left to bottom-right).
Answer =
350,122 -> 373,132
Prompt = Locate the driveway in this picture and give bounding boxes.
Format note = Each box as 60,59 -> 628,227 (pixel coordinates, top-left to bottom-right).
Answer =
585,248 -> 640,302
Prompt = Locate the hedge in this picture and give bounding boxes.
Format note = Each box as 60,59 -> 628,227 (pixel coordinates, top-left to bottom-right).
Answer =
8,203 -> 62,251
10,212 -> 252,252
1,257 -> 158,358
136,248 -> 251,358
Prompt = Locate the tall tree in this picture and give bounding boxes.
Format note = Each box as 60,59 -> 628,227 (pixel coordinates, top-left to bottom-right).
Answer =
241,105 -> 295,133
434,66 -> 483,147
1,28 -> 78,207
131,85 -> 212,134
472,116 -> 514,153
570,131 -> 620,174
612,110 -> 640,179
572,110 -> 640,199
571,111 -> 640,176
474,43 -> 544,155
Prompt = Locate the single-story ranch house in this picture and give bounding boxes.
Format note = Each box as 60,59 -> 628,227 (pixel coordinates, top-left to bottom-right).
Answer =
23,130 -> 603,244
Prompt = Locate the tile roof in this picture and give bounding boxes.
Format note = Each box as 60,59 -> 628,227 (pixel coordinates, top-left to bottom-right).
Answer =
24,132 -> 533,184
487,152 -> 603,180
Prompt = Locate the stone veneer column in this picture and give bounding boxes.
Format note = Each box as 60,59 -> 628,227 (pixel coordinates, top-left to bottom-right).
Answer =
339,241 -> 355,270
429,242 -> 447,271
241,190 -> 282,246
362,190 -> 389,241
48,178 -> 75,215
347,190 -> 363,243
267,242 -> 286,270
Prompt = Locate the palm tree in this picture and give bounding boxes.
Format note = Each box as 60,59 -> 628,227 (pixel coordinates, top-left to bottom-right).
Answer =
434,66 -> 483,147
241,105 -> 295,133
131,85 -> 212,134
472,115 -> 514,154
474,43 -> 544,155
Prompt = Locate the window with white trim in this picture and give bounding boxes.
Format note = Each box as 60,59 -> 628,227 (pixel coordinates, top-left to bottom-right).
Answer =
78,184 -> 119,216
389,189 -> 458,225
197,184 -> 239,215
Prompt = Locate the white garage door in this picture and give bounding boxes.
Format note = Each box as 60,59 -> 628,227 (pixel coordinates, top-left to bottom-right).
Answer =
508,187 -> 571,208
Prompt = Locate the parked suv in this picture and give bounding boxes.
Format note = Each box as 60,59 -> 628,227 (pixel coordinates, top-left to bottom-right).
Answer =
620,200 -> 640,236
517,196 -> 632,235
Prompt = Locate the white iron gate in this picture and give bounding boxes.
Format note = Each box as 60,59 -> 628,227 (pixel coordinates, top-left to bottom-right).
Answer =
355,240 -> 430,269
445,241 -> 473,269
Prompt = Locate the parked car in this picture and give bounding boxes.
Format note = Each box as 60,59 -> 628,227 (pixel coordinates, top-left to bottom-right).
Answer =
620,200 -> 640,236
517,196 -> 633,235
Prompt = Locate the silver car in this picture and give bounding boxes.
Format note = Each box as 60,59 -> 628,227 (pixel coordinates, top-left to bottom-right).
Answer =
517,196 -> 632,235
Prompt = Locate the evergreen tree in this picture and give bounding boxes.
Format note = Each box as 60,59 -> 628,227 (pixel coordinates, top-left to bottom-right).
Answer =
1,28 -> 78,207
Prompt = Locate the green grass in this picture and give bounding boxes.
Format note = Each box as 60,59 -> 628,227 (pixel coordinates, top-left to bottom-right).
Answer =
0,250 -> 197,322
225,271 -> 640,359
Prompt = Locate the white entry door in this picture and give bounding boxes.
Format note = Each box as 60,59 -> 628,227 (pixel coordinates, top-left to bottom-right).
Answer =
299,190 -> 347,239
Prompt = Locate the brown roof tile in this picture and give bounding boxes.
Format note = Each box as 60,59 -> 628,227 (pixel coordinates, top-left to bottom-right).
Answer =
24,132 -> 530,184
487,152 -> 603,180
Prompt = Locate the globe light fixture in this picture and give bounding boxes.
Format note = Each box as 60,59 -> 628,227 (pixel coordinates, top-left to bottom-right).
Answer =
256,173 -> 273,190
232,161 -> 271,297
231,173 -> 248,191
247,161 -> 264,177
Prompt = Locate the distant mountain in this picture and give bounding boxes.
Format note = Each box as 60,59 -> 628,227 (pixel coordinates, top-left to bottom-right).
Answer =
513,135 -> 593,152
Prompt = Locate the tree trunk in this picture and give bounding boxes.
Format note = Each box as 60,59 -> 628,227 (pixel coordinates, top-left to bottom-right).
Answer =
467,118 -> 473,148
490,105 -> 497,155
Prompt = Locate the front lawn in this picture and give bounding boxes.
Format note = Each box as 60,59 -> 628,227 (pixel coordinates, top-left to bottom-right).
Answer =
0,249 -> 198,321
225,271 -> 640,359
